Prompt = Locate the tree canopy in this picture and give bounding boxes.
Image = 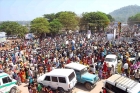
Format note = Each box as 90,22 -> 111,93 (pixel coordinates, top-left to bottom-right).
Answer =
106,14 -> 115,22
80,11 -> 110,31
30,17 -> 50,36
49,19 -> 62,34
57,11 -> 79,31
0,21 -> 28,37
127,13 -> 140,26
43,13 -> 56,22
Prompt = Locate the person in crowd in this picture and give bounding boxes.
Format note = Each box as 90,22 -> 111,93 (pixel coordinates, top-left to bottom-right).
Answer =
102,87 -> 107,93
123,61 -> 129,77
134,69 -> 140,83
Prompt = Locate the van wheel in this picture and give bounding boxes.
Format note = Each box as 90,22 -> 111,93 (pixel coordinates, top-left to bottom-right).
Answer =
10,88 -> 17,93
58,87 -> 66,93
85,82 -> 93,90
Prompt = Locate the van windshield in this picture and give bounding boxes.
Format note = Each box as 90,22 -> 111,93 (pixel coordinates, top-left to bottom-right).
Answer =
105,58 -> 115,62
68,72 -> 75,82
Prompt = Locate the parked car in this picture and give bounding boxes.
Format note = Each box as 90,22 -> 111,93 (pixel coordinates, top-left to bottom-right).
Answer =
65,62 -> 99,90
0,72 -> 20,93
103,74 -> 140,93
37,69 -> 77,93
104,54 -> 118,70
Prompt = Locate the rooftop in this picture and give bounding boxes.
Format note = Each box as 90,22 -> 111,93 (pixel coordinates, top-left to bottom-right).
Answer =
65,62 -> 87,71
46,69 -> 74,76
107,74 -> 139,92
105,54 -> 117,58
0,73 -> 9,78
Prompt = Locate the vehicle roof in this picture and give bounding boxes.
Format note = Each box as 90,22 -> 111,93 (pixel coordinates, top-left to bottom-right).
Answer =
0,73 -> 9,78
106,74 -> 139,92
46,69 -> 74,76
105,54 -> 117,58
65,62 -> 87,71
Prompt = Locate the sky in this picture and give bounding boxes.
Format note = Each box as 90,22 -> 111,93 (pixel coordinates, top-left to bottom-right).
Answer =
0,0 -> 140,21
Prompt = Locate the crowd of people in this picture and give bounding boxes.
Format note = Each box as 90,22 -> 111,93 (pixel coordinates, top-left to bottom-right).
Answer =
0,31 -> 140,93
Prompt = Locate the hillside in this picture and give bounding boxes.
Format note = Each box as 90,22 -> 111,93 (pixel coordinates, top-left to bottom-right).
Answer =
0,21 -> 30,25
109,5 -> 140,22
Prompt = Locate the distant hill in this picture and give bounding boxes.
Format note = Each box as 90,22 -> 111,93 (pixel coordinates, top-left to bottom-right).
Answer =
0,21 -> 30,26
109,5 -> 140,22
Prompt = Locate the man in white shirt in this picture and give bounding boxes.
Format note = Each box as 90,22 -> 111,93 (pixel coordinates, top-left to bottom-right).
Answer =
123,62 -> 129,77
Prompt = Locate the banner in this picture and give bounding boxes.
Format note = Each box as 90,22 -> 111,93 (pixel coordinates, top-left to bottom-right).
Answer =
114,29 -> 116,39
0,32 -> 6,38
107,34 -> 114,41
87,30 -> 91,39
0,37 -> 6,43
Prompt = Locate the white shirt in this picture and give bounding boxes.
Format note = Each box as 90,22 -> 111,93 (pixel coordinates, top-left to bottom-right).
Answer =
53,58 -> 56,62
66,40 -> 69,45
90,67 -> 96,73
134,72 -> 140,78
123,63 -> 128,69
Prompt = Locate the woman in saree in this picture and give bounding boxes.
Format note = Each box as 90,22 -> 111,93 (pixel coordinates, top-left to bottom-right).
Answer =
117,60 -> 122,74
21,68 -> 26,83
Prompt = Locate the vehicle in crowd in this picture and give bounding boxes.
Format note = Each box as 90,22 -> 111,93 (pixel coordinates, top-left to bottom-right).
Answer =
7,35 -> 18,39
0,72 -> 19,93
65,62 -> 99,90
37,69 -> 77,93
103,74 -> 140,93
104,54 -> 118,69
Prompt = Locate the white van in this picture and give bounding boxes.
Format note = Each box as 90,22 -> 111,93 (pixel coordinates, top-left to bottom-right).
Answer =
0,73 -> 19,93
103,74 -> 140,93
37,69 -> 77,93
104,54 -> 118,68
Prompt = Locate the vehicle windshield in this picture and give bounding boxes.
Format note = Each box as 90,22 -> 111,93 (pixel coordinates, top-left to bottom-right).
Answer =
81,67 -> 88,75
105,58 -> 115,62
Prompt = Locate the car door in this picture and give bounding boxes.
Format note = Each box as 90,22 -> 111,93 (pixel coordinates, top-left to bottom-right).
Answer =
42,76 -> 51,87
75,70 -> 83,83
58,77 -> 67,91
50,76 -> 58,89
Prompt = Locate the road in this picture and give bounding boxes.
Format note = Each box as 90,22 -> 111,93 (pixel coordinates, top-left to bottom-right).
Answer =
18,80 -> 104,93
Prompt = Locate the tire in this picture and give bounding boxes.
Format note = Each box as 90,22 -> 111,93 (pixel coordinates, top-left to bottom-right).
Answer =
85,82 -> 93,90
10,88 -> 17,93
58,87 -> 66,93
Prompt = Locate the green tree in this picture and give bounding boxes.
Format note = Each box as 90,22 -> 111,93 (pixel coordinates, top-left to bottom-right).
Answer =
18,25 -> 28,38
127,13 -> 140,26
57,11 -> 79,31
106,14 -> 115,22
49,19 -> 62,35
0,21 -> 21,35
30,17 -> 50,37
43,13 -> 56,22
81,11 -> 110,32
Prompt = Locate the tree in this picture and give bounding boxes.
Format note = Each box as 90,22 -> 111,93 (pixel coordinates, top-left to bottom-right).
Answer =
0,21 -> 22,35
81,11 -> 110,32
106,14 -> 115,22
49,19 -> 62,35
18,25 -> 28,38
57,11 -> 79,31
43,13 -> 56,22
30,17 -> 50,37
127,13 -> 140,26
